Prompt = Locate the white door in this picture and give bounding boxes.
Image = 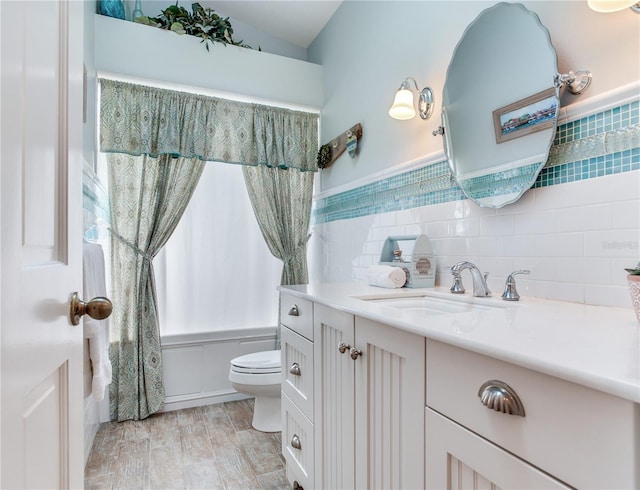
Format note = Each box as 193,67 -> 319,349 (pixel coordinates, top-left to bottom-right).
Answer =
1,1 -> 85,488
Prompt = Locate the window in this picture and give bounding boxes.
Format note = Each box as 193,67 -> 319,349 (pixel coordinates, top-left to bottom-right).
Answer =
154,162 -> 282,336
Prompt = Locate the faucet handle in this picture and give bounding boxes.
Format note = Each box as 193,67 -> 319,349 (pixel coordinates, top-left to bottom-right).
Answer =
450,272 -> 465,294
482,272 -> 491,297
502,270 -> 530,301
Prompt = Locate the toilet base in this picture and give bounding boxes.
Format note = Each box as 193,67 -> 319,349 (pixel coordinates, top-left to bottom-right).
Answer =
251,394 -> 281,432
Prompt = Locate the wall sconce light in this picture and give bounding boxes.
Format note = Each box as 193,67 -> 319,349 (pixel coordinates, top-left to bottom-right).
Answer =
554,70 -> 593,94
587,0 -> 640,12
388,77 -> 435,120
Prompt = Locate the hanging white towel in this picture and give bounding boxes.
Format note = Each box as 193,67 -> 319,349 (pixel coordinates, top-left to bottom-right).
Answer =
366,265 -> 407,289
83,241 -> 112,401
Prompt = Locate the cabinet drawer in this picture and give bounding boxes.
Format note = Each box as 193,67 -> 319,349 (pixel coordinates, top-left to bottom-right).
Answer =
426,408 -> 569,489
426,339 -> 639,490
280,293 -> 313,341
282,392 -> 314,489
281,326 -> 314,420
287,461 -> 311,490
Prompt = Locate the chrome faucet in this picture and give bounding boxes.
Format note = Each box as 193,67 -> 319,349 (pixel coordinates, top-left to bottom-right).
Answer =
450,261 -> 491,297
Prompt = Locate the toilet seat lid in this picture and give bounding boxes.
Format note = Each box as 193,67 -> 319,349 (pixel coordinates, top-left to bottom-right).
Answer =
231,349 -> 281,373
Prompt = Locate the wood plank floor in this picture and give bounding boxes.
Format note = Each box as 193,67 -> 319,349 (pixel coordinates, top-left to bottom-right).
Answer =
85,399 -> 289,489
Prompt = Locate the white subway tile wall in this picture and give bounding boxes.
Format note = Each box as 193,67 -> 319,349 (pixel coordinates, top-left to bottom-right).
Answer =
309,171 -> 639,308
309,100 -> 640,309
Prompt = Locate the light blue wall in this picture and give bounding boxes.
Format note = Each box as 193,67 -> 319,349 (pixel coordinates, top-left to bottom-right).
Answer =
308,1 -> 640,192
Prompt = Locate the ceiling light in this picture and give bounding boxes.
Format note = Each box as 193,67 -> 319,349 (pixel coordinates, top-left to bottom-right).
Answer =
587,0 -> 640,13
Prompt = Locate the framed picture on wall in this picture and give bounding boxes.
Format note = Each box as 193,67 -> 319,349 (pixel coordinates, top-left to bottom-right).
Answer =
492,87 -> 558,144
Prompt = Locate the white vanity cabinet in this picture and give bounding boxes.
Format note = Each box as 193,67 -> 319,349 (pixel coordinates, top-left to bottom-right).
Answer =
280,294 -> 314,490
313,303 -> 425,489
279,285 -> 639,490
426,339 -> 640,489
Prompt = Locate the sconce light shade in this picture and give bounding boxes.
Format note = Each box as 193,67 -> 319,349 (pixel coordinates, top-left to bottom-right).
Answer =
388,77 -> 435,121
389,88 -> 416,120
587,0 -> 640,12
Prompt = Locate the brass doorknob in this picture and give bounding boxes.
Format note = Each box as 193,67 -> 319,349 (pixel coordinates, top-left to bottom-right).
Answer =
69,292 -> 113,326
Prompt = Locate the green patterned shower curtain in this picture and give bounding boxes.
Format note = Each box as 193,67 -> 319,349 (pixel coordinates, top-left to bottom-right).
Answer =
243,166 -> 314,348
100,78 -> 318,420
108,154 -> 204,421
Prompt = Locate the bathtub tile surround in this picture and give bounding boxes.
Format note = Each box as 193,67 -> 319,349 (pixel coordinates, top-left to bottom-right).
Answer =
85,399 -> 287,489
309,94 -> 640,309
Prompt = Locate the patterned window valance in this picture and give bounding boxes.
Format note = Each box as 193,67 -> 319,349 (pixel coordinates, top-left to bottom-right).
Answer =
99,78 -> 319,172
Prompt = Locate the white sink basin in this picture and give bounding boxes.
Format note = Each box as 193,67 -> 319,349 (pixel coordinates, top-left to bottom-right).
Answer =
356,291 -> 507,315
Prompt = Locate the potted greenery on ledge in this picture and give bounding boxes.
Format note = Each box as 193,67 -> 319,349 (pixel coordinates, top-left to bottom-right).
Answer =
135,2 -> 252,51
624,261 -> 640,322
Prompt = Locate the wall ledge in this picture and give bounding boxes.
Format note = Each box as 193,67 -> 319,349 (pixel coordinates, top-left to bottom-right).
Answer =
94,14 -> 323,109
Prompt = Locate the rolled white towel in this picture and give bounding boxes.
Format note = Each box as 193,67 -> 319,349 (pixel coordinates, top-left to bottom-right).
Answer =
367,265 -> 407,288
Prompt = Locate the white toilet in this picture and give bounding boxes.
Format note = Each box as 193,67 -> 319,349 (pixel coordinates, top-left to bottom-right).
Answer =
229,349 -> 281,432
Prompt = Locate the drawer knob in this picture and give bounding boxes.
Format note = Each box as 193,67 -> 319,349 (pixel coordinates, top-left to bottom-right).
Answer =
338,341 -> 350,354
288,305 -> 300,316
291,434 -> 302,450
350,347 -> 362,360
289,362 -> 301,376
478,380 -> 525,417
293,481 -> 303,490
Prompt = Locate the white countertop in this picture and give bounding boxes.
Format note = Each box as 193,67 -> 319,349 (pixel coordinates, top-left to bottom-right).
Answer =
279,283 -> 640,404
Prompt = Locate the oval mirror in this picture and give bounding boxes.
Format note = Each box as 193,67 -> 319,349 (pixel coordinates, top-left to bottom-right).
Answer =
442,2 -> 559,208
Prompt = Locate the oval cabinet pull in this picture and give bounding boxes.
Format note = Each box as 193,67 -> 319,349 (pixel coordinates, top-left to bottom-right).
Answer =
288,305 -> 299,316
478,380 -> 525,417
338,341 -> 350,354
293,481 -> 303,490
291,434 -> 302,450
289,362 -> 301,376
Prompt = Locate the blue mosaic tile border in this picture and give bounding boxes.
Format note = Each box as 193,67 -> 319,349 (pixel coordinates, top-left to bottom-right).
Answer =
457,162 -> 542,201
314,101 -> 640,224
535,147 -> 639,187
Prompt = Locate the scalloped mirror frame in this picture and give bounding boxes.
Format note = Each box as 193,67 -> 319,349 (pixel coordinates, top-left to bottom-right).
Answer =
441,2 -> 560,208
